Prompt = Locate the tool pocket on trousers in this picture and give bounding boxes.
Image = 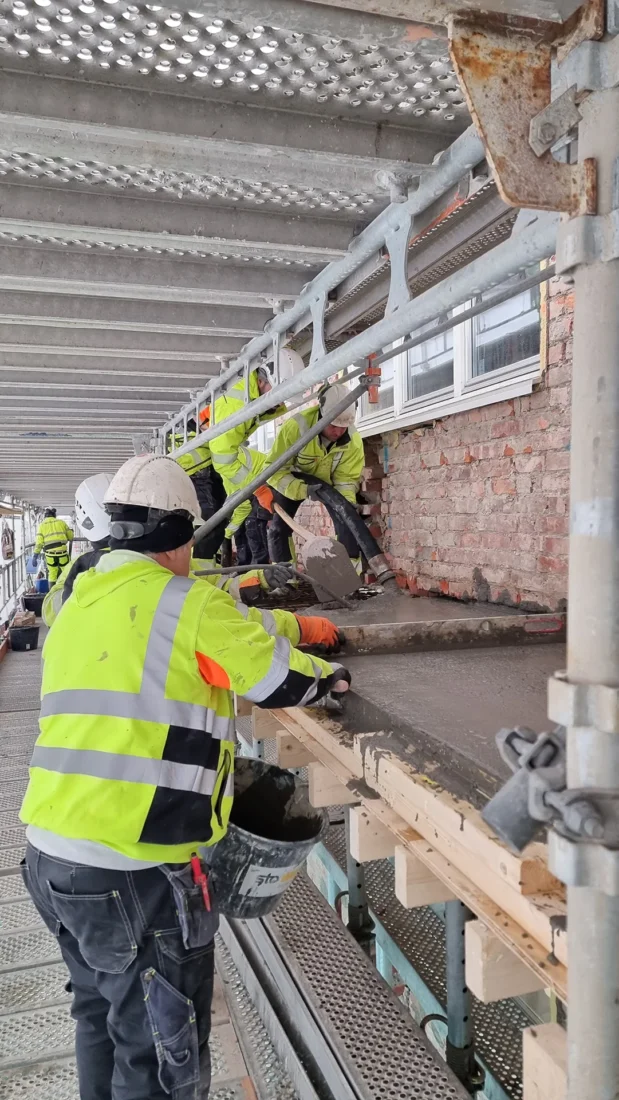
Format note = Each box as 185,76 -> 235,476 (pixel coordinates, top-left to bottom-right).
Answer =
159,864 -> 218,956
47,885 -> 137,973
142,967 -> 200,1096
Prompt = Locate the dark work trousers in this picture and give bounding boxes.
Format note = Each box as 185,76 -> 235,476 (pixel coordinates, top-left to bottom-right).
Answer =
267,489 -> 360,563
23,844 -> 215,1100
245,497 -> 271,565
191,466 -> 227,561
233,521 -> 252,567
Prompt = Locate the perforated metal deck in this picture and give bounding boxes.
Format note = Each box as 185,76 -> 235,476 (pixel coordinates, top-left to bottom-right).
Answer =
0,635 -> 303,1100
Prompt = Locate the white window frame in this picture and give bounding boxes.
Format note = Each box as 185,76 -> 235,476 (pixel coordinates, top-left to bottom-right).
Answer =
357,274 -> 541,438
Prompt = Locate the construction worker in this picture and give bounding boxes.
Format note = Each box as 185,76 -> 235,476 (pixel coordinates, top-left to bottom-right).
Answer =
42,473 -> 113,628
210,365 -> 286,565
168,414 -> 228,565
20,454 -> 350,1100
254,383 -> 365,568
33,508 -> 74,583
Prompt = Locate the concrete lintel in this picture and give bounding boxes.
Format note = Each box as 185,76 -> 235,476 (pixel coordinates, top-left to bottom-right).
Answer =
341,614 -> 567,655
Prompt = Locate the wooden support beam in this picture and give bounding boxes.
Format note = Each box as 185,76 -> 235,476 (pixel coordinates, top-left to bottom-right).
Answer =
307,763 -> 358,809
523,1024 -> 567,1100
270,705 -> 568,1001
275,731 -> 316,770
394,844 -> 456,907
234,695 -> 253,718
348,805 -> 396,863
465,920 -> 546,1003
251,708 -> 281,741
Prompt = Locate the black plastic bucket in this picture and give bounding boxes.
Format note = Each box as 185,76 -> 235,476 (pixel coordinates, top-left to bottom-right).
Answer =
208,758 -> 327,919
9,625 -> 40,652
22,594 -> 45,617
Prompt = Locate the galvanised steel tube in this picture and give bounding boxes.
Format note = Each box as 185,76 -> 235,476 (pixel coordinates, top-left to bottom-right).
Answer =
193,380 -> 368,541
172,209 -> 559,463
564,85 -> 619,1100
163,126 -> 486,440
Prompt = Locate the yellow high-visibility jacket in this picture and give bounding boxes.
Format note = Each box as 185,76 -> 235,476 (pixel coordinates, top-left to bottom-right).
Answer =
21,550 -> 338,864
34,517 -> 74,555
267,407 -> 364,504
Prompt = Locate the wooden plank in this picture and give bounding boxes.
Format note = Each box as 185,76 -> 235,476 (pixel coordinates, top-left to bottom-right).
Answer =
523,1024 -> 567,1100
353,736 -> 567,967
307,763 -> 359,808
275,731 -> 316,770
270,707 -> 568,999
465,920 -> 545,1002
342,613 -> 566,656
353,731 -> 557,898
349,805 -> 396,862
394,844 -> 456,907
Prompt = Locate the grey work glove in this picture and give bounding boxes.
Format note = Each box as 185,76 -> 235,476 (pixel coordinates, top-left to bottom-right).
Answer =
262,563 -> 296,590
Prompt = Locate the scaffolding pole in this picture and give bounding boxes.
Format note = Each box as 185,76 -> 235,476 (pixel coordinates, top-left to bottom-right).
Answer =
549,79 -> 619,1100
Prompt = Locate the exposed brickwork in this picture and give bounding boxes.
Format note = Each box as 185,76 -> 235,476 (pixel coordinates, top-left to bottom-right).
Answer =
381,276 -> 573,611
295,277 -> 573,611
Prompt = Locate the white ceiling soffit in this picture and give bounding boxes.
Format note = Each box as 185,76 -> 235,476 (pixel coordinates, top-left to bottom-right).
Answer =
0,0 -> 483,505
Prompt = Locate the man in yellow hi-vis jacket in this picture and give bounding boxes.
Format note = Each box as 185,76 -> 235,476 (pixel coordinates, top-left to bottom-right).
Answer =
34,508 -> 74,582
20,454 -> 350,1100
210,366 -> 285,564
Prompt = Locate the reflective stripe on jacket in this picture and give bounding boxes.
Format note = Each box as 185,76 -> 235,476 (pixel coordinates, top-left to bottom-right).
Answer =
34,517 -> 74,554
267,407 -> 364,503
21,551 -> 335,863
190,558 -> 302,646
168,432 -> 212,476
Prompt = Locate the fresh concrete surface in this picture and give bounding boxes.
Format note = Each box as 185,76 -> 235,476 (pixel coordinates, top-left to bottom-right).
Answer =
344,643 -> 565,781
328,592 -> 526,627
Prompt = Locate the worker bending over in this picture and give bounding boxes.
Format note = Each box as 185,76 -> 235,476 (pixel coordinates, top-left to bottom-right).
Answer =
210,366 -> 285,565
20,454 -> 350,1100
255,383 -> 365,569
42,474 -> 112,627
34,508 -> 74,582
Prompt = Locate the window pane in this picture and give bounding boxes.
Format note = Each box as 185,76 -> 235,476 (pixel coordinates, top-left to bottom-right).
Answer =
472,270 -> 541,377
361,355 -> 394,417
406,315 -> 454,401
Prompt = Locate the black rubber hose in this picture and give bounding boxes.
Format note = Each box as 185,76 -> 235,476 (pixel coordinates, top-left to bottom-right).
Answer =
301,475 -> 396,586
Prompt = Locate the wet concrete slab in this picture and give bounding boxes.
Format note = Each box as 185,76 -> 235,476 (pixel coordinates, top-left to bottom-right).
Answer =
342,643 -> 565,789
323,592 -> 526,628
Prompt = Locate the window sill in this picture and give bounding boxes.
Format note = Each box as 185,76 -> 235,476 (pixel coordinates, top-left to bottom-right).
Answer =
357,368 -> 539,438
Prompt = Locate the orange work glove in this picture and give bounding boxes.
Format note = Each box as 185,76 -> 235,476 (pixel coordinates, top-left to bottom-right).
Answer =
254,484 -> 274,512
295,615 -> 342,652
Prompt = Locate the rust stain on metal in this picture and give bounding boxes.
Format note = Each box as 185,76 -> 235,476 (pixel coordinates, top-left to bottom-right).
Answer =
555,0 -> 604,63
449,17 -> 596,216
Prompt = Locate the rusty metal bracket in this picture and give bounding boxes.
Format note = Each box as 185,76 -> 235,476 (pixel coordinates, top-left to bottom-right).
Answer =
449,17 -> 597,214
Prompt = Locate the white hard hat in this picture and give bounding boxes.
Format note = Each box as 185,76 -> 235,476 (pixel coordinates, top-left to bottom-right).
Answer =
319,382 -> 356,428
104,454 -> 201,522
75,473 -> 113,542
277,347 -> 305,382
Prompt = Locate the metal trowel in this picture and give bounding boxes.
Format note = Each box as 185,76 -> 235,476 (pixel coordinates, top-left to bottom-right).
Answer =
272,503 -> 361,603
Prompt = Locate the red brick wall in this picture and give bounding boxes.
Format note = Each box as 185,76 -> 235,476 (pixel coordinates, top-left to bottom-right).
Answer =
297,275 -> 573,612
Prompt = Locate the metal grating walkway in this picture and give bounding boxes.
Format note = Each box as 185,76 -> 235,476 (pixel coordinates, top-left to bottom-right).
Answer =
0,632 -> 298,1100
